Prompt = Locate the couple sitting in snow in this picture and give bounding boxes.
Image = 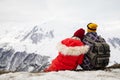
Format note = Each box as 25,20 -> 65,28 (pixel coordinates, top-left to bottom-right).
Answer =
44,23 -> 102,72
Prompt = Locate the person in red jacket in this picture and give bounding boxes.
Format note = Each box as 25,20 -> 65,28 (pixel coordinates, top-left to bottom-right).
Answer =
44,28 -> 89,72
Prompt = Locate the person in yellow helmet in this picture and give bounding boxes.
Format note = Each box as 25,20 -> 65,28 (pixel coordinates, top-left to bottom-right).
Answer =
79,23 -> 110,70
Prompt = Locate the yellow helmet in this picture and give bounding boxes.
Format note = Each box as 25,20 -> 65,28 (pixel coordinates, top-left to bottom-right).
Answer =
87,23 -> 98,32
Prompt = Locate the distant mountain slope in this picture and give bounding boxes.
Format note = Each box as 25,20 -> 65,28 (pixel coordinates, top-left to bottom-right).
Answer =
108,37 -> 120,50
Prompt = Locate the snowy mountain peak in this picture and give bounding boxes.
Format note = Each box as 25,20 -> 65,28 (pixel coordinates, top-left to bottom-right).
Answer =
20,25 -> 54,44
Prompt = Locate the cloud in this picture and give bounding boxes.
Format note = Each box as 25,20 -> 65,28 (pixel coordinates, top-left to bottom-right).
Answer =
0,0 -> 120,23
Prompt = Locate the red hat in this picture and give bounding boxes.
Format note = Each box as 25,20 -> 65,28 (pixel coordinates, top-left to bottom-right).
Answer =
73,28 -> 85,40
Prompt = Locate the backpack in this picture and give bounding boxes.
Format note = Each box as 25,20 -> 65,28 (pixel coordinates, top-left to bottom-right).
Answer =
81,34 -> 110,70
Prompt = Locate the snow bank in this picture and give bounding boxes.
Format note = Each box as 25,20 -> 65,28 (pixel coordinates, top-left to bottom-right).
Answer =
0,69 -> 120,80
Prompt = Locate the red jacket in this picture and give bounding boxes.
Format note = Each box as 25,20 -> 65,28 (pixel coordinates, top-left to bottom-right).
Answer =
45,37 -> 89,72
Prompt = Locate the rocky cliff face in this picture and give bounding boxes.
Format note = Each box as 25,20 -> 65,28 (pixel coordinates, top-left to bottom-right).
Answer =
0,48 -> 49,72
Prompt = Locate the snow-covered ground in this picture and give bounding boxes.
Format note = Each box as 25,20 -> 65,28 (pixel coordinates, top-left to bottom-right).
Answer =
0,69 -> 120,80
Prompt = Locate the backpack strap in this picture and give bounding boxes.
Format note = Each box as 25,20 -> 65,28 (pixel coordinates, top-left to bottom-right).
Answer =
97,36 -> 106,42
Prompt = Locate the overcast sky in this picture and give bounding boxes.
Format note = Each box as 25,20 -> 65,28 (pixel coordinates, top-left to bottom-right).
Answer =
0,0 -> 120,24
